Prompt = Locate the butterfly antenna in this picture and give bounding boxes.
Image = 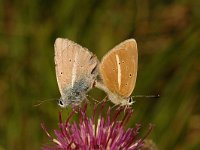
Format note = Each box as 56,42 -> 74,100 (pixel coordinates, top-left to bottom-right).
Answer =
86,95 -> 100,103
132,94 -> 160,99
33,98 -> 58,107
111,104 -> 118,110
124,105 -> 127,115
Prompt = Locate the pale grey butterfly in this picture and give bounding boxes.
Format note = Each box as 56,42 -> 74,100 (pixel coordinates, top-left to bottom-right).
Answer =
54,38 -> 99,107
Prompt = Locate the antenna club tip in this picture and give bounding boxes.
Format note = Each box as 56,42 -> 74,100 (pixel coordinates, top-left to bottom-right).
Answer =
156,94 -> 160,98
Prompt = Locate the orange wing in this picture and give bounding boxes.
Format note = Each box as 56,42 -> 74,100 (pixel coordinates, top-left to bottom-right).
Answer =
100,39 -> 138,98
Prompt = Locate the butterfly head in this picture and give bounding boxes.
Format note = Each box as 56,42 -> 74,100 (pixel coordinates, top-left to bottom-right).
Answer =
57,95 -> 73,108
58,92 -> 83,107
115,97 -> 135,108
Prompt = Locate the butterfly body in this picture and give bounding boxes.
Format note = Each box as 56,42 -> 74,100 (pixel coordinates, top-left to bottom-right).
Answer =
95,81 -> 134,106
59,78 -> 91,107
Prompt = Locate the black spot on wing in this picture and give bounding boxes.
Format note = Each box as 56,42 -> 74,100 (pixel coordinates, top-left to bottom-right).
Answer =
91,64 -> 97,75
89,55 -> 96,61
89,55 -> 98,65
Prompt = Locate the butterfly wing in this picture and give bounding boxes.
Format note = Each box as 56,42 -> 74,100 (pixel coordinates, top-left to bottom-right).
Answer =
99,39 -> 138,98
54,38 -> 99,98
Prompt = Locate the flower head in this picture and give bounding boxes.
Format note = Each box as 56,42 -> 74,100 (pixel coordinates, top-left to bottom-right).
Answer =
42,101 -> 152,150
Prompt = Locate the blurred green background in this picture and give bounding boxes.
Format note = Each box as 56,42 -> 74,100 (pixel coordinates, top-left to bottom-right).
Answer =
0,0 -> 200,149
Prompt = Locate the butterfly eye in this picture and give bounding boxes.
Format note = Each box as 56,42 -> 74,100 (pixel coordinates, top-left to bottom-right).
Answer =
128,97 -> 133,103
58,99 -> 64,106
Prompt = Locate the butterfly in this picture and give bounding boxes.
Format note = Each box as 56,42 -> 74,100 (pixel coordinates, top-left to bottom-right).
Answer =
54,38 -> 99,107
95,39 -> 138,106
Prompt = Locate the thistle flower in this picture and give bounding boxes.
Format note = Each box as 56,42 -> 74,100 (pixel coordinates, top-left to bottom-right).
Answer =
42,101 -> 152,150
